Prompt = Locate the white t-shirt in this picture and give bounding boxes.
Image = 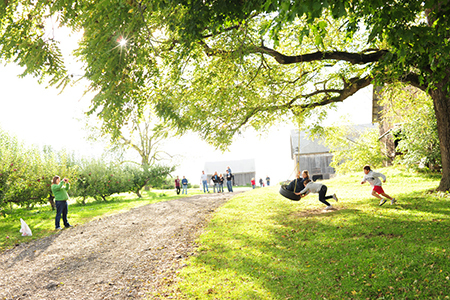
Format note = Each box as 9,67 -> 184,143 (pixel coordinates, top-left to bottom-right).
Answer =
201,173 -> 208,181
361,171 -> 386,187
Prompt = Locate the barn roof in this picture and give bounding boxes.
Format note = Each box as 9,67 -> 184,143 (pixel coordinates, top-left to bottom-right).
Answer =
204,159 -> 255,174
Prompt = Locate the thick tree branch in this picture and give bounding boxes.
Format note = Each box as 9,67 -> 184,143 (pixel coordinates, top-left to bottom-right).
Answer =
254,46 -> 389,65
201,40 -> 389,65
234,75 -> 373,130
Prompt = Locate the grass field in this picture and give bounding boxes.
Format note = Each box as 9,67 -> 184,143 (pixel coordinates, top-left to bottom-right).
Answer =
2,168 -> 450,299
164,168 -> 450,299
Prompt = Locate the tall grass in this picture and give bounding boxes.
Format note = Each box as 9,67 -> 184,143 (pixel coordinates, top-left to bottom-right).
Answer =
169,168 -> 450,299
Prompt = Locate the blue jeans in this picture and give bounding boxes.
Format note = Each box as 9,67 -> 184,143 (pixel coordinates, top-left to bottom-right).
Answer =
227,180 -> 233,192
214,183 -> 219,193
182,184 -> 188,194
219,183 -> 223,192
202,180 -> 209,192
55,200 -> 70,228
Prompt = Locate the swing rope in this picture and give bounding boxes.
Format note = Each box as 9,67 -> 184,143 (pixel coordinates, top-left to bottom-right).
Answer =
293,121 -> 301,192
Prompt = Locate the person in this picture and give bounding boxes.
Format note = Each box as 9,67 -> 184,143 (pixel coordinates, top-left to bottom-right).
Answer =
226,170 -> 233,192
286,170 -> 309,193
259,178 -> 264,187
210,176 -> 216,193
361,165 -> 396,206
251,177 -> 256,189
181,176 -> 188,194
51,175 -> 72,230
212,172 -> 220,193
218,174 -> 224,192
296,179 -> 338,210
175,176 -> 181,195
200,171 -> 209,193
266,175 -> 270,186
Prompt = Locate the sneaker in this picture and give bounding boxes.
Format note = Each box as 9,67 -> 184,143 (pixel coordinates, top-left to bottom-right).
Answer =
324,205 -> 334,211
379,199 -> 387,206
390,198 -> 397,205
332,194 -> 338,202
55,227 -> 62,230
65,225 -> 73,228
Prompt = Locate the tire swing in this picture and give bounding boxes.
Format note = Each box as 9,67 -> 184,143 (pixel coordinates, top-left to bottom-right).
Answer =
279,183 -> 301,201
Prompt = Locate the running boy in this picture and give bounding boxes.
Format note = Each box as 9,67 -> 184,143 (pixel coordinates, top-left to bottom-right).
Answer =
295,179 -> 338,211
361,165 -> 396,206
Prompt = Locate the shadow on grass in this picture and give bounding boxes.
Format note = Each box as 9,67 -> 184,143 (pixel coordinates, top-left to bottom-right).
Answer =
187,189 -> 450,299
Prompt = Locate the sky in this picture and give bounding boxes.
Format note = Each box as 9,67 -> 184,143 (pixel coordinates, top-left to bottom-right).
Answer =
0,25 -> 374,184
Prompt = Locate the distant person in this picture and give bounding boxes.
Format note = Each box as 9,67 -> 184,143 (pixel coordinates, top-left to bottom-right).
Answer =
286,170 -> 309,193
212,171 -> 219,193
175,176 -> 181,195
227,166 -> 232,176
251,178 -> 256,189
266,176 -> 270,186
51,175 -> 72,230
226,170 -> 233,192
181,176 -> 188,195
361,165 -> 396,206
296,179 -> 338,211
200,171 -> 209,193
218,174 -> 224,192
259,178 -> 264,187
227,166 -> 235,186
210,176 -> 216,193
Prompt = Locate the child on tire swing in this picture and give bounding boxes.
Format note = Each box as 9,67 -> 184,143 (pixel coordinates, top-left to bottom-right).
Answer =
295,179 -> 338,211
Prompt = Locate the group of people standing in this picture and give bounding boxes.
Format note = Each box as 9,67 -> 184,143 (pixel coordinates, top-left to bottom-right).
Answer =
203,167 -> 234,193
175,167 -> 235,195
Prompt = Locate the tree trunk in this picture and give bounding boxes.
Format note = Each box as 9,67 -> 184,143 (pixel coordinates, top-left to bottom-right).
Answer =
135,189 -> 142,198
48,195 -> 56,210
430,80 -> 450,191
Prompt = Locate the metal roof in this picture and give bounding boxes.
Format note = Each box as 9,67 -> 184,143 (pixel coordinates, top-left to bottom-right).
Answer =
204,159 -> 256,174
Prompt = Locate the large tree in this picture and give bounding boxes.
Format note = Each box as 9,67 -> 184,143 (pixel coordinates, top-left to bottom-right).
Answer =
1,0 -> 449,191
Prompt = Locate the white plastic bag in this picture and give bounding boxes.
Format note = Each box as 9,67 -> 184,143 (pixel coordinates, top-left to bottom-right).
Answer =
20,218 -> 32,236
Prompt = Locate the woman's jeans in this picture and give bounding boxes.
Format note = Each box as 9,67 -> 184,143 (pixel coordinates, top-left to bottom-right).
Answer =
55,200 -> 69,228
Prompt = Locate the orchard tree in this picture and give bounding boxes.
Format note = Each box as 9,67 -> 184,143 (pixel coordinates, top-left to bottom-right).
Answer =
1,0 -> 450,191
86,106 -> 173,167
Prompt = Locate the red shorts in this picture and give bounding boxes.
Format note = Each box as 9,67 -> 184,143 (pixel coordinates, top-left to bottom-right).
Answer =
373,185 -> 385,194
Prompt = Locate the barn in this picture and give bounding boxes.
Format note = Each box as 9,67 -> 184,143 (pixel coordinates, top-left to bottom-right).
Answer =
290,130 -> 334,181
290,124 -> 375,181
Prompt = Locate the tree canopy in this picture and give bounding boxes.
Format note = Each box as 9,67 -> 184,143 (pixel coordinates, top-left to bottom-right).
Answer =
1,0 -> 450,190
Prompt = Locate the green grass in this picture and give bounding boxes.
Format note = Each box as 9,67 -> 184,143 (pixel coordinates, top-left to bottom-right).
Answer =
0,188 -> 204,252
167,168 -> 450,299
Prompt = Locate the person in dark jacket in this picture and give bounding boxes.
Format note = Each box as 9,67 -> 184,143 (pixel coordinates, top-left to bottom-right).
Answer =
175,176 -> 181,195
286,170 -> 309,193
226,170 -> 233,192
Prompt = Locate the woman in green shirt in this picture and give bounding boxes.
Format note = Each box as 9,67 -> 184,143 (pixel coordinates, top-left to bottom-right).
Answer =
51,175 -> 72,230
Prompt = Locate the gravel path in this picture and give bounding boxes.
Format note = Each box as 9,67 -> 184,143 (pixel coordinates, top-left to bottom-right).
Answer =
0,192 -> 238,299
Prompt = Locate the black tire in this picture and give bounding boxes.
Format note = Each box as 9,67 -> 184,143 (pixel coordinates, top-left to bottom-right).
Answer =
279,185 -> 302,201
